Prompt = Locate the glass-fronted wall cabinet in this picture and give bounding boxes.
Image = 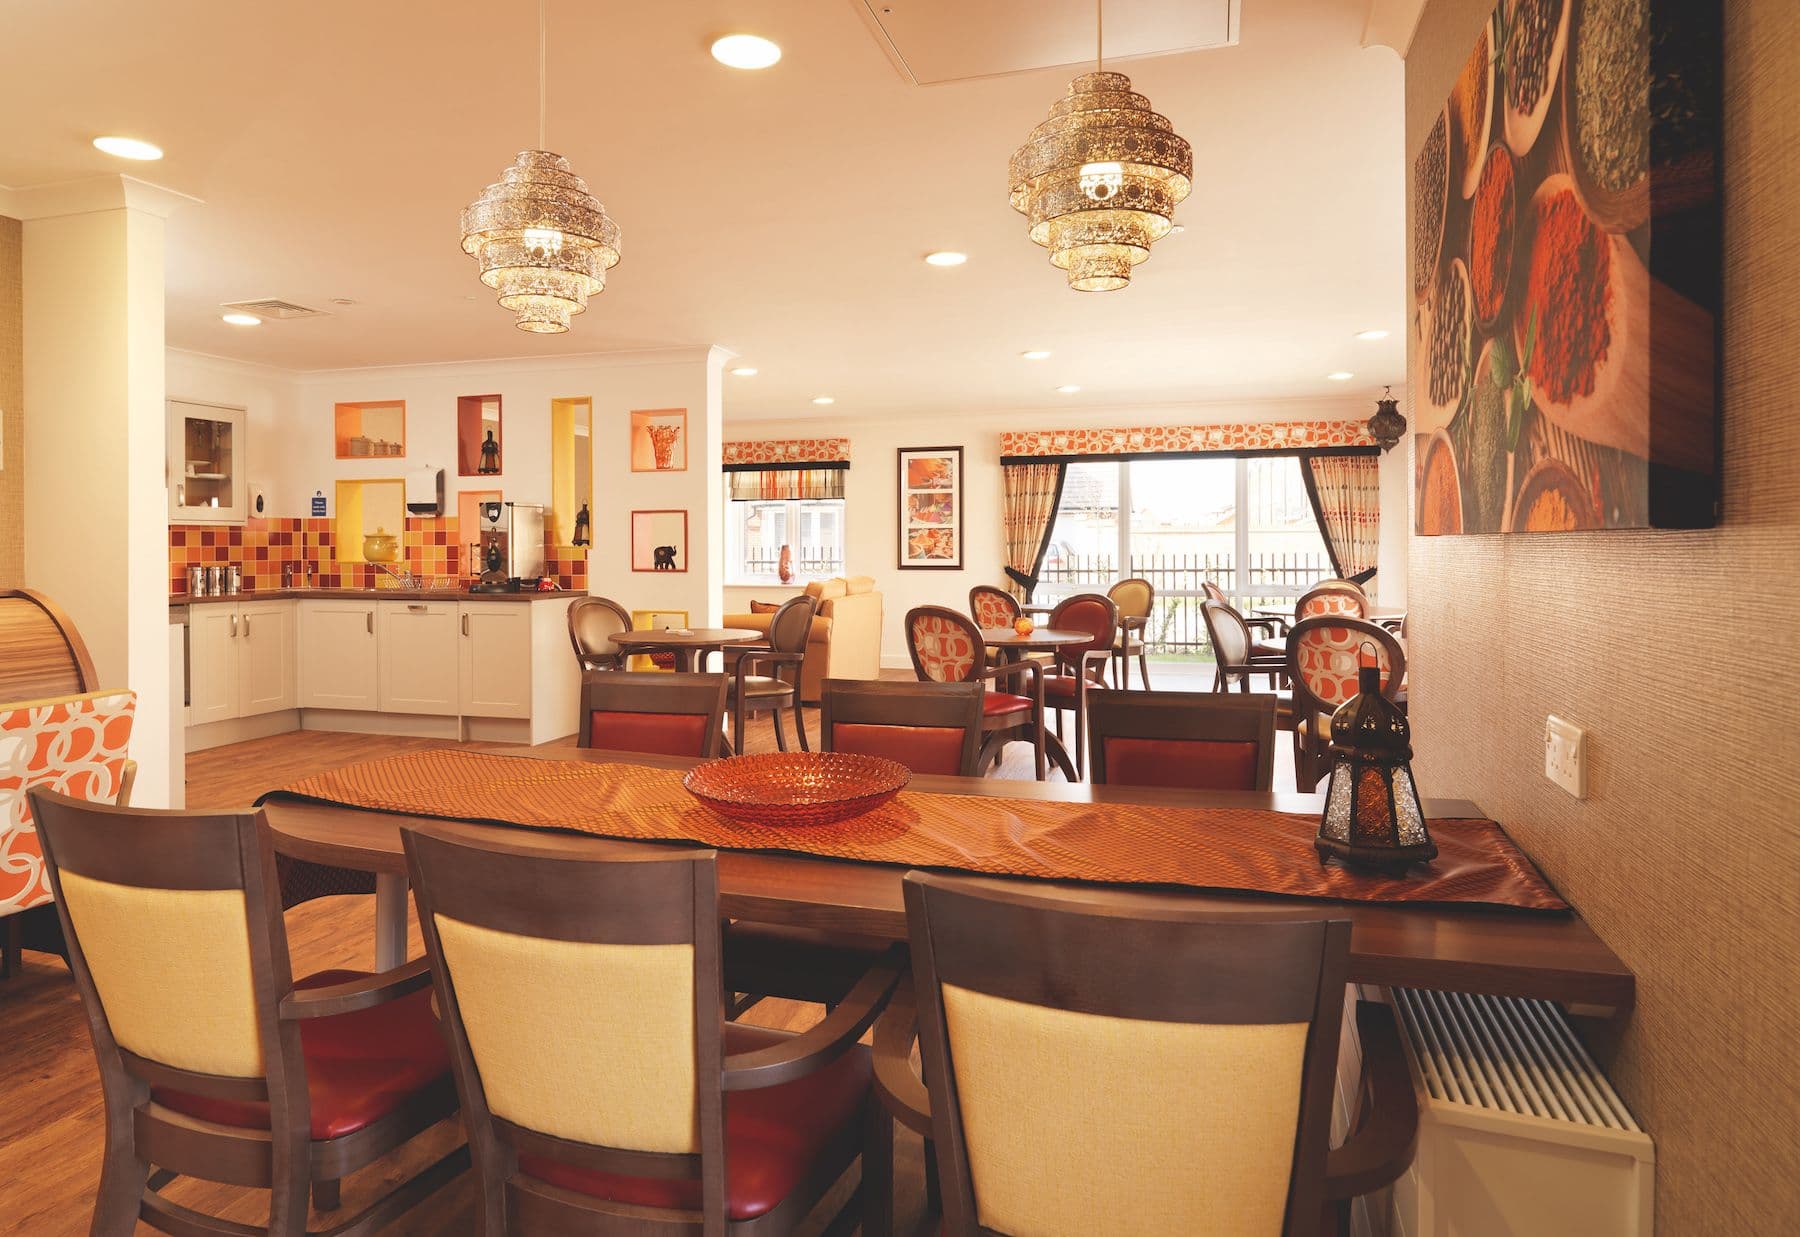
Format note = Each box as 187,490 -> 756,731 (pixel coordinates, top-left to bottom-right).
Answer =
168,400 -> 249,523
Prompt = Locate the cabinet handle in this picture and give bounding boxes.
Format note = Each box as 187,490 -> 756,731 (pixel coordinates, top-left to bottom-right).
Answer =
462,614 -> 471,637
408,603 -> 428,612
230,613 -> 238,638
367,611 -> 374,635
243,615 -> 251,638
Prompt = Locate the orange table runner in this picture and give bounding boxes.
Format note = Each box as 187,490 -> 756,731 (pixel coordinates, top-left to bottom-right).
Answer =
264,750 -> 1567,913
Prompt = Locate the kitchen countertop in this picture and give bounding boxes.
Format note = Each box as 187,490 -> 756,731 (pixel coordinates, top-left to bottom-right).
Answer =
169,588 -> 579,607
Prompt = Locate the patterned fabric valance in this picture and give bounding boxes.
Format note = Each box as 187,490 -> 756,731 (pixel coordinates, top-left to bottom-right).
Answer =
727,469 -> 846,502
722,438 -> 851,468
999,421 -> 1378,460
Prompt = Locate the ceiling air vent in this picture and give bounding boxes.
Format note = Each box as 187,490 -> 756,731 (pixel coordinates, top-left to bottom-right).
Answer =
220,298 -> 329,320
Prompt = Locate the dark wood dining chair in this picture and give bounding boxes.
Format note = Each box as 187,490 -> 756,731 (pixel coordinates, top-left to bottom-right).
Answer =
1085,689 -> 1278,790
820,679 -> 983,777
727,594 -> 817,755
904,605 -> 1047,781
1202,598 -> 1291,697
1205,579 -> 1289,648
966,585 -> 1020,632
1296,584 -> 1369,622
29,789 -> 464,1236
578,671 -> 728,757
1286,616 -> 1407,792
402,827 -> 903,1237
1105,577 -> 1155,690
567,595 -> 651,672
1039,593 -> 1117,779
872,872 -> 1417,1237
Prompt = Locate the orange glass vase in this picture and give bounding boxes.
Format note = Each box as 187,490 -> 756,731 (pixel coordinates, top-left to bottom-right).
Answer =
1013,615 -> 1036,635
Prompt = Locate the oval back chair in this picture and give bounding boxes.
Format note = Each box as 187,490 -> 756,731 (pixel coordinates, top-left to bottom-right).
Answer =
1042,593 -> 1118,779
967,585 -> 1020,632
568,596 -> 638,672
1105,578 -> 1155,691
904,605 -> 1048,780
1295,586 -> 1368,622
1285,616 -> 1407,791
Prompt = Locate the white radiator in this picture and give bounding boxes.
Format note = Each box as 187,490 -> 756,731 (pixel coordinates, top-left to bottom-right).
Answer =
1360,987 -> 1654,1237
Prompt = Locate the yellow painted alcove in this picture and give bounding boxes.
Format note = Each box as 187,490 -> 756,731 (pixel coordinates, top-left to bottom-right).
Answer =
334,478 -> 406,563
549,396 -> 592,547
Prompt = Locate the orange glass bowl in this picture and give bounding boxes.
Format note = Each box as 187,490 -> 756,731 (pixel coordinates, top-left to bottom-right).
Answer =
1014,615 -> 1036,635
682,752 -> 911,827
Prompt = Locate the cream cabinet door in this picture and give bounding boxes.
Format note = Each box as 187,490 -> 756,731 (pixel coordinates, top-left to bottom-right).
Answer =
378,601 -> 461,716
459,603 -> 533,719
297,601 -> 379,711
187,605 -> 240,725
237,601 -> 296,717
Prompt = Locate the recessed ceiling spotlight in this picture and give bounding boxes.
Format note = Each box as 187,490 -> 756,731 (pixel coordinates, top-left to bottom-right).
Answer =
92,135 -> 163,161
924,251 -> 967,267
1354,328 -> 1389,341
812,396 -> 835,405
731,366 -> 758,376
711,34 -> 782,70
1326,371 -> 1354,381
1056,384 -> 1081,394
1021,350 -> 1052,361
221,312 -> 262,327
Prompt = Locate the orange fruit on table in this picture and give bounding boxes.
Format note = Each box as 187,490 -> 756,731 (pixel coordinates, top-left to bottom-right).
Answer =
1014,616 -> 1035,635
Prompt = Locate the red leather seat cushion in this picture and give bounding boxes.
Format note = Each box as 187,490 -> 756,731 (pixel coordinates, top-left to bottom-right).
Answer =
1102,737 -> 1263,791
153,970 -> 450,1141
981,692 -> 1032,717
519,1023 -> 871,1222
589,709 -> 711,756
832,722 -> 965,775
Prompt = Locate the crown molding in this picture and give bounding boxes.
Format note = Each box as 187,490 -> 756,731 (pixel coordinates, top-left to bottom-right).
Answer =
0,173 -> 201,221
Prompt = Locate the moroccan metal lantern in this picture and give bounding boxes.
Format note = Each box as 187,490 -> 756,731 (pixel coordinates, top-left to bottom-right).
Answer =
1315,650 -> 1436,875
1367,385 -> 1407,452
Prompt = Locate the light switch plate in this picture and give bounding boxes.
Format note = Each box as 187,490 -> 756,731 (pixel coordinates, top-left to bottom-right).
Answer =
1545,715 -> 1587,799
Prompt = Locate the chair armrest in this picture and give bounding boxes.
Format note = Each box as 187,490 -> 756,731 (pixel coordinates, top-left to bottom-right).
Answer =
723,945 -> 906,1092
279,956 -> 434,1021
1324,1001 -> 1419,1200
1079,648 -> 1111,681
1246,618 -> 1286,637
976,658 -> 1042,693
872,977 -> 932,1135
733,648 -> 802,684
115,760 -> 139,808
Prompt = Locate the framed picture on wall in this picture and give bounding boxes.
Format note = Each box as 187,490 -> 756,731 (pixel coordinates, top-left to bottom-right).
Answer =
630,509 -> 688,573
896,446 -> 963,570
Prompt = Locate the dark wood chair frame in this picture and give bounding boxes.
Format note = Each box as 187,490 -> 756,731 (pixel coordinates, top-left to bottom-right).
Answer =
1104,578 -> 1155,691
903,606 -> 1049,781
726,595 -> 817,756
819,679 -> 984,779
1084,689 -> 1279,791
872,872 -> 1418,1237
1041,593 -> 1119,780
29,790 -> 466,1237
1202,579 -> 1290,642
1294,585 -> 1370,623
1285,616 -> 1408,793
964,585 -> 1020,629
402,828 -> 905,1237
1202,598 -> 1290,696
568,595 -> 655,672
578,671 -> 730,758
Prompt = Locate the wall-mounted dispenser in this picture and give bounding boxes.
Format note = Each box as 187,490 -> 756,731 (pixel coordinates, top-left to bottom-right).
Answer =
405,466 -> 445,516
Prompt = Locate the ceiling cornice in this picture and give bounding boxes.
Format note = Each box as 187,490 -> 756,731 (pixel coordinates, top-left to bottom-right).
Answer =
1361,0 -> 1428,57
286,344 -> 725,386
0,173 -> 201,221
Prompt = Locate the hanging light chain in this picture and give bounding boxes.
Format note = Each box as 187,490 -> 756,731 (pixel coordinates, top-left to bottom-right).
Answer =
537,0 -> 547,150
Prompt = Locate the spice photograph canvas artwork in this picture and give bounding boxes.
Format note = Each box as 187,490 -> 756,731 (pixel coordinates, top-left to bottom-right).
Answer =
897,446 -> 963,569
1411,0 -> 1719,535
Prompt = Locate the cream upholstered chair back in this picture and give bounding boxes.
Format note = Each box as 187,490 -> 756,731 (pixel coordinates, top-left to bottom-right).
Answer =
904,872 -> 1351,1237
568,596 -> 634,670
405,830 -> 724,1158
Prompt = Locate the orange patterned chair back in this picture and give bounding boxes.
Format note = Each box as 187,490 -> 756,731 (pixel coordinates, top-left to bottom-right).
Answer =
905,606 -> 987,685
0,689 -> 136,916
1285,619 -> 1405,719
968,586 -> 1020,631
1295,586 -> 1368,622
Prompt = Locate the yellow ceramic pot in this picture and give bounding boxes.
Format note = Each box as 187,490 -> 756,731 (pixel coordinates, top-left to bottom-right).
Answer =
363,527 -> 400,563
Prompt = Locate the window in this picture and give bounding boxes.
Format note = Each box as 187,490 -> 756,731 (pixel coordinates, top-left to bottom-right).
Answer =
725,496 -> 846,584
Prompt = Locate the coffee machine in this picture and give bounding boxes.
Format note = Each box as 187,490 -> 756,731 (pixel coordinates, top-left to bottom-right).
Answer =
469,502 -> 546,592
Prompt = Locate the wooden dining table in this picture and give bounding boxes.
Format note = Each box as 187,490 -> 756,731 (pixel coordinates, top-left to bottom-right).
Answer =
977,626 -> 1092,779
606,626 -> 762,672
261,748 -> 1633,1018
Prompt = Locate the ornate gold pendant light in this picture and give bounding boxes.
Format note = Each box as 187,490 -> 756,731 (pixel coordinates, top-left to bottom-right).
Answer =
1009,1 -> 1192,292
460,0 -> 620,333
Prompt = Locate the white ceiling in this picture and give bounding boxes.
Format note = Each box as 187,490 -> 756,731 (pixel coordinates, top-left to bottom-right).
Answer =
0,0 -> 1405,421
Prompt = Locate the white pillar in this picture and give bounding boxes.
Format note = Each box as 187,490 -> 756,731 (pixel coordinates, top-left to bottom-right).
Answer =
14,176 -> 195,807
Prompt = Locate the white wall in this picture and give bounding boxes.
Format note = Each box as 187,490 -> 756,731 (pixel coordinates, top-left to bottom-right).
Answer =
724,395 -> 1410,667
166,350 -> 303,514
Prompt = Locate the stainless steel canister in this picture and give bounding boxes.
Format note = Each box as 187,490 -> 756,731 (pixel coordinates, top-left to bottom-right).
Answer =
226,565 -> 241,595
203,566 -> 221,596
187,566 -> 205,597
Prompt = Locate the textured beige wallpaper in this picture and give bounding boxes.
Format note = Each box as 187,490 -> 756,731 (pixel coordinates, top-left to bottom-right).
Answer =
1406,1 -> 1800,1230
0,215 -> 19,588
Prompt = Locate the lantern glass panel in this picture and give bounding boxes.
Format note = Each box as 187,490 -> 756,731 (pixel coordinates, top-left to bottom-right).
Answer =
1393,764 -> 1428,846
1323,761 -> 1354,842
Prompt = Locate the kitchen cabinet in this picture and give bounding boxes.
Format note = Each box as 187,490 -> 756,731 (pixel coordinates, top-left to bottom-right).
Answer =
237,600 -> 296,716
297,600 -> 379,711
459,603 -> 533,719
168,400 -> 249,524
378,601 -> 461,716
186,605 -> 240,726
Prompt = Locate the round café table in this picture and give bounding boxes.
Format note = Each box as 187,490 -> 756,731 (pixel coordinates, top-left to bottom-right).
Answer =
979,627 -> 1094,780
608,626 -> 762,673
1252,605 -> 1407,633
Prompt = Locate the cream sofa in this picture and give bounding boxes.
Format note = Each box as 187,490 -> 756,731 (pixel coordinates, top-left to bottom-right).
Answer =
723,576 -> 883,703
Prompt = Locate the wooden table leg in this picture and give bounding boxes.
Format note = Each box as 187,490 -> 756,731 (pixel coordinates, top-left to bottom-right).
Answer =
374,872 -> 408,970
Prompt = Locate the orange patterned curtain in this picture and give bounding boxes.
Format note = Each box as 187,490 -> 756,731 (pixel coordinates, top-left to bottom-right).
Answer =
1001,462 -> 1066,599
1304,455 -> 1381,578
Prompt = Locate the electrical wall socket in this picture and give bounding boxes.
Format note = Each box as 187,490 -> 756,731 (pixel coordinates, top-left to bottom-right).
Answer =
1545,715 -> 1587,799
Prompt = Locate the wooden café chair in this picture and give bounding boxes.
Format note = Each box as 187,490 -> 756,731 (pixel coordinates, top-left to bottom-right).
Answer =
966,584 -> 1020,632
1040,592 -> 1118,780
578,671 -> 729,757
872,872 -> 1418,1237
820,679 -> 983,778
403,828 -> 903,1237
1085,689 -> 1278,791
904,606 -> 1046,781
1295,584 -> 1369,622
1202,579 -> 1288,652
1201,598 -> 1291,700
1105,577 -> 1155,691
726,594 -> 818,755
567,595 -> 654,672
30,790 -> 464,1236
1286,616 -> 1407,793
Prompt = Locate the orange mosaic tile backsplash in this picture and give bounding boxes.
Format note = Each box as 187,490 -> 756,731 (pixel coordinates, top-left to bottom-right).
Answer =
168,517 -> 588,596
